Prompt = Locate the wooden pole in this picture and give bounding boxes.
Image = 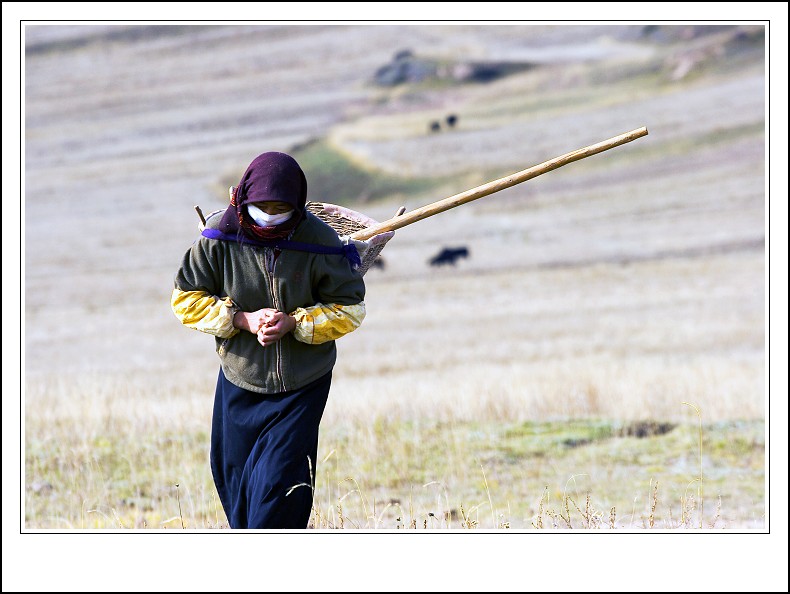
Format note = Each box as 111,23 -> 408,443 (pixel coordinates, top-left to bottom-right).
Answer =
349,126 -> 648,241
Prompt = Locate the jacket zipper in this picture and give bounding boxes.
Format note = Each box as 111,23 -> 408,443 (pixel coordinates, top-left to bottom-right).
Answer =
264,248 -> 286,392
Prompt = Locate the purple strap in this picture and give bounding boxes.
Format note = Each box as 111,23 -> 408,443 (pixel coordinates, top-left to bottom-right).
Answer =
201,228 -> 362,269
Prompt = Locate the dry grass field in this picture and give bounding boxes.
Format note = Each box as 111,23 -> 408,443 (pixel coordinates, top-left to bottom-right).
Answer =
20,23 -> 772,535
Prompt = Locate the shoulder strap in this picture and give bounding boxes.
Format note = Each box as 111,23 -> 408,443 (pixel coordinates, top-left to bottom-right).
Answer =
201,228 -> 361,269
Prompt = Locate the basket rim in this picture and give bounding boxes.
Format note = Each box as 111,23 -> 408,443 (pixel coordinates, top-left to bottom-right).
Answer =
306,201 -> 395,245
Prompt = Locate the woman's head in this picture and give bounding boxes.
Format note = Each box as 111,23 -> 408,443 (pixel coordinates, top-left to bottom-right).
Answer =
219,152 -> 308,238
235,152 -> 307,212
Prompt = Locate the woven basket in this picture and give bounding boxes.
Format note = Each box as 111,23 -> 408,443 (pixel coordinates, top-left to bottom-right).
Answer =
305,201 -> 395,276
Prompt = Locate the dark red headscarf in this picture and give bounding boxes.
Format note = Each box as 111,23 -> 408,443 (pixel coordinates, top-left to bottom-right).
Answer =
218,152 -> 308,241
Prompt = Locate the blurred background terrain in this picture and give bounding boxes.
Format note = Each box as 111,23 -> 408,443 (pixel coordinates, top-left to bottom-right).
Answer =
23,23 -> 767,529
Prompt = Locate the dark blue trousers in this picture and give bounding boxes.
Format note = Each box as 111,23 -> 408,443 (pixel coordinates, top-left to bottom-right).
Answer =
210,368 -> 331,529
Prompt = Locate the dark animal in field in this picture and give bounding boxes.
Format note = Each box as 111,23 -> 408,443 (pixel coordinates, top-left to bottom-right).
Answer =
370,256 -> 386,271
446,114 -> 458,128
428,246 -> 470,267
429,121 -> 441,133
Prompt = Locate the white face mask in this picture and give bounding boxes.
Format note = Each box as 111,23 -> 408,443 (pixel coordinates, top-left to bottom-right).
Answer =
247,204 -> 294,227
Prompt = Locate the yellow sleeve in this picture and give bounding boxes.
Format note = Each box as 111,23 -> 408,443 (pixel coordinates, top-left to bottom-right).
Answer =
171,289 -> 240,338
290,302 -> 366,345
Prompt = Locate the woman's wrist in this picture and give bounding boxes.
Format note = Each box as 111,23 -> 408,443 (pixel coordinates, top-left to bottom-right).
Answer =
233,310 -> 249,332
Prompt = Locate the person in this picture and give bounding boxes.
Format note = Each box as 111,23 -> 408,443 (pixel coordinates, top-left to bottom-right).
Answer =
171,151 -> 366,529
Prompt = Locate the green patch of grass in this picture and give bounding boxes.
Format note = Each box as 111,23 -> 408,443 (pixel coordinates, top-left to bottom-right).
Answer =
290,138 -> 446,205
504,419 -> 618,448
214,137 -> 449,207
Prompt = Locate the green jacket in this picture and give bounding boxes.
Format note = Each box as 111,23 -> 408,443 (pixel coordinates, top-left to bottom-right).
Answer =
172,211 -> 366,393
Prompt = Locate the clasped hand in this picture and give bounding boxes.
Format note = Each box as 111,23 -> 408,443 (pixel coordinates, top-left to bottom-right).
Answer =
234,308 -> 297,347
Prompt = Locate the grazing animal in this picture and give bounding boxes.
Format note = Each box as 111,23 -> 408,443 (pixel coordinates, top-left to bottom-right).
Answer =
429,121 -> 441,133
446,114 -> 458,128
370,256 -> 386,271
429,246 -> 470,267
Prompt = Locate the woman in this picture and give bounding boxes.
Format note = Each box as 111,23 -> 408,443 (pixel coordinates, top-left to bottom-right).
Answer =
171,151 -> 366,529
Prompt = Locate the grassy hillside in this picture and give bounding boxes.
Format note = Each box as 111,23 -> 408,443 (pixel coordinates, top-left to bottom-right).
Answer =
23,23 -> 766,530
